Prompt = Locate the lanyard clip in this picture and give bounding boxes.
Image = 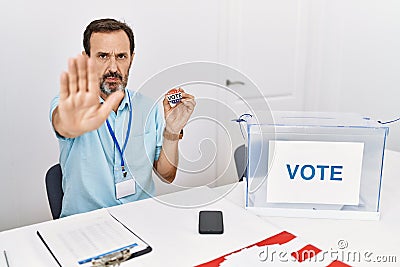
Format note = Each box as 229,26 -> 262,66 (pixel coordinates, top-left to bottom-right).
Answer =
122,166 -> 127,178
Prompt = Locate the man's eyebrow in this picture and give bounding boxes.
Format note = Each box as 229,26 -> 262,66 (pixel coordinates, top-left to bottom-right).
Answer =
95,52 -> 128,56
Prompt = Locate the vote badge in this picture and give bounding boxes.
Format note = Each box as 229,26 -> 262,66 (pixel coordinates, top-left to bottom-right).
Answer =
166,89 -> 182,106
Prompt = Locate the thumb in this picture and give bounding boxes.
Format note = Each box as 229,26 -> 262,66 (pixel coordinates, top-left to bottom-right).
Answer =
98,91 -> 125,119
163,95 -> 172,114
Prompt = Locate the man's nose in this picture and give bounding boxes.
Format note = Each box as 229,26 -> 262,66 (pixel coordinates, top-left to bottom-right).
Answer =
107,57 -> 118,73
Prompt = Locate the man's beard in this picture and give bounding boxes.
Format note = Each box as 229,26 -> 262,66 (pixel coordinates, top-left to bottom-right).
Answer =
100,71 -> 128,96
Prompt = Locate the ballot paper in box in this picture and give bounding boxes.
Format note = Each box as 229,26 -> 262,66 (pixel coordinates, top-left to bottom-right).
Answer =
245,111 -> 389,220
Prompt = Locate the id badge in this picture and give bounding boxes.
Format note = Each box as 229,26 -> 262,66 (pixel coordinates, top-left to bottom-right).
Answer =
115,167 -> 136,199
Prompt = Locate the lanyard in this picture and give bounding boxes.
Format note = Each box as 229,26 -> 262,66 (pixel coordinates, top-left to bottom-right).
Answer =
106,91 -> 133,177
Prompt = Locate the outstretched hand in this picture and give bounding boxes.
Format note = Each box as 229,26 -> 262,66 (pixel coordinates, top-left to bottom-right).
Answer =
53,55 -> 124,138
163,88 -> 196,134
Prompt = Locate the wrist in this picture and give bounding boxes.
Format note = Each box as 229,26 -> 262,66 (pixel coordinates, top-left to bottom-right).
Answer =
163,128 -> 183,141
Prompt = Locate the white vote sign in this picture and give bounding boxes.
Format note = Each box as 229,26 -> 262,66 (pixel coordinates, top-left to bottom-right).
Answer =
266,141 -> 364,205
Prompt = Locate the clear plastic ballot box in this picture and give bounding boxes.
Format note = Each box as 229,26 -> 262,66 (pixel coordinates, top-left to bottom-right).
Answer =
245,111 -> 389,220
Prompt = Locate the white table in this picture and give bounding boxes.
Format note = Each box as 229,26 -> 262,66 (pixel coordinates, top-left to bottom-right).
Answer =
0,186 -> 284,267
1,150 -> 399,266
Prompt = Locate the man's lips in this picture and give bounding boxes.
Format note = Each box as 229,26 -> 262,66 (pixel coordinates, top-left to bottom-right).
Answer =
105,77 -> 120,82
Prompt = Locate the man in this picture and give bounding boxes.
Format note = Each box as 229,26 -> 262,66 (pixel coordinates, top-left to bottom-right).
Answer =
50,18 -> 196,217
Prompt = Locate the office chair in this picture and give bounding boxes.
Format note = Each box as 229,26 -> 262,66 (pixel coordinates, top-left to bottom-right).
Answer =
45,164 -> 63,219
234,144 -> 247,182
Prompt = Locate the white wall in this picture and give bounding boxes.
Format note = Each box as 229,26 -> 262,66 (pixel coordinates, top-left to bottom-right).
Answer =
1,0 -> 399,231
303,1 -> 400,150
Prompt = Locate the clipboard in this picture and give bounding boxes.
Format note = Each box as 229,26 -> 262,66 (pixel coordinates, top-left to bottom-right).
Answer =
37,209 -> 152,266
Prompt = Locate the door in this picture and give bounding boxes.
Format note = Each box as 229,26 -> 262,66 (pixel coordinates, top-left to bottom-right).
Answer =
215,0 -> 310,186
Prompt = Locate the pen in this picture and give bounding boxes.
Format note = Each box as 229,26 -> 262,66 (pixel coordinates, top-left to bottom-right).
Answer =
36,231 -> 62,267
3,250 -> 10,267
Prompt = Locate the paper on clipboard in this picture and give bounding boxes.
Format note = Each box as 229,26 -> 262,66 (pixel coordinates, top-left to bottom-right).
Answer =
37,209 -> 151,266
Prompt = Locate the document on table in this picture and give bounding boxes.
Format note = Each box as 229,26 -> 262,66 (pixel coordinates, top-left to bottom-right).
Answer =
37,209 -> 151,266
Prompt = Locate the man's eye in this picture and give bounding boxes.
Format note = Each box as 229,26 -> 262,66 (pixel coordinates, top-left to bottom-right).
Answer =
99,54 -> 108,59
117,54 -> 127,60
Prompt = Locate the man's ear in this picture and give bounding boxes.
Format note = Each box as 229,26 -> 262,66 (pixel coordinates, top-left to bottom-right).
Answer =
82,51 -> 87,56
130,52 -> 135,64
128,52 -> 135,70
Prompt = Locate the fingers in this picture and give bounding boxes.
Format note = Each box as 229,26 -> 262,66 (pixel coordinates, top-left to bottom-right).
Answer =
60,72 -> 69,100
177,88 -> 195,111
163,88 -> 196,113
76,55 -> 88,93
181,98 -> 196,112
66,55 -> 92,95
163,94 -> 172,113
176,88 -> 194,100
87,57 -> 98,94
68,58 -> 78,95
181,92 -> 195,100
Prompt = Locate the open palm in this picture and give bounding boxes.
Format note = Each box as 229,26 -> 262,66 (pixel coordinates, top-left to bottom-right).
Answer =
53,55 -> 123,138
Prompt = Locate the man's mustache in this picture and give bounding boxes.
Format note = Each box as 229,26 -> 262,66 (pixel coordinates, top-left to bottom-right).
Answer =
102,72 -> 123,80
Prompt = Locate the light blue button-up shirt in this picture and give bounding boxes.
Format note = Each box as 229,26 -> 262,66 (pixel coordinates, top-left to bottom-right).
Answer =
50,89 -> 164,217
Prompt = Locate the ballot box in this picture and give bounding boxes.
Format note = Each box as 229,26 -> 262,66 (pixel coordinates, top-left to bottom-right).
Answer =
245,111 -> 389,220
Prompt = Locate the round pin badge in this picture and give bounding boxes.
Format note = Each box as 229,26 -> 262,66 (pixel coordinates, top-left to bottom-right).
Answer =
166,88 -> 182,106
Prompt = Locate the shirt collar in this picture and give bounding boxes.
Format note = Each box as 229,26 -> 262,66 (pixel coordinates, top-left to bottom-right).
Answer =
118,88 -> 130,111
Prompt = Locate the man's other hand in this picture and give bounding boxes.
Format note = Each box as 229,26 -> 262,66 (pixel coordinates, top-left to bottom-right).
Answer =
163,88 -> 196,135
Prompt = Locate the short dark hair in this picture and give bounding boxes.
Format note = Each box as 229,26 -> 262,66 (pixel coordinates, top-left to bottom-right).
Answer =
83,18 -> 135,56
